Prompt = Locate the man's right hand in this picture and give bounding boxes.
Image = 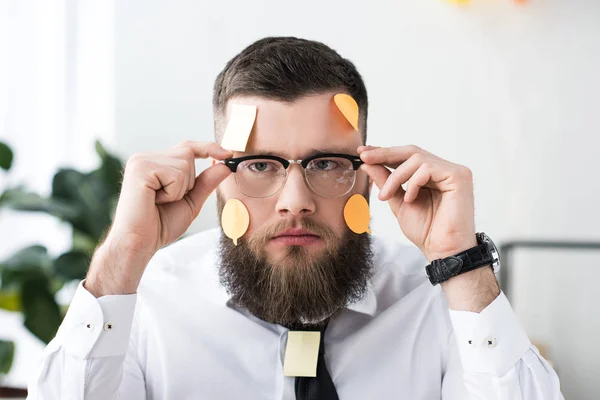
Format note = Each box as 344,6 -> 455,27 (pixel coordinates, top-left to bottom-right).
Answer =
85,141 -> 233,297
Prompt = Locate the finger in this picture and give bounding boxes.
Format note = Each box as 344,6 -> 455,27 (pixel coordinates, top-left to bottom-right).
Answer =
378,154 -> 424,200
184,163 -> 232,217
168,147 -> 197,191
361,164 -> 405,213
404,164 -> 433,203
154,164 -> 189,205
360,164 -> 406,201
177,141 -> 232,160
152,156 -> 191,199
357,145 -> 380,154
360,145 -> 428,169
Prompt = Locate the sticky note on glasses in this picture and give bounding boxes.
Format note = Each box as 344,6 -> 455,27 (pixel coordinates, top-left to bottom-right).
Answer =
334,93 -> 359,132
283,331 -> 320,377
221,104 -> 257,152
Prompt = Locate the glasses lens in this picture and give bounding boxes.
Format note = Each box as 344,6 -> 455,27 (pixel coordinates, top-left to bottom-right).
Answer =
305,157 -> 356,197
235,159 -> 286,198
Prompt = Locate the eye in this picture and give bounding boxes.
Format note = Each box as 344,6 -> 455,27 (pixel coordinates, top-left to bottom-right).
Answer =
248,161 -> 277,172
310,159 -> 339,171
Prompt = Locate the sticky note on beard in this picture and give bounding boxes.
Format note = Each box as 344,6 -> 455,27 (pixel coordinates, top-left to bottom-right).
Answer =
221,198 -> 250,245
344,194 -> 372,234
283,331 -> 321,377
334,93 -> 359,132
220,104 -> 257,152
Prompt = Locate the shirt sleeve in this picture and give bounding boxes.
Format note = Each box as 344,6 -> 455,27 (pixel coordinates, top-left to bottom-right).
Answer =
442,291 -> 564,399
26,281 -> 146,400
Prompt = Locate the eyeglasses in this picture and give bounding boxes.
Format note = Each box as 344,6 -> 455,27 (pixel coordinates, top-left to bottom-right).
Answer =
224,153 -> 364,198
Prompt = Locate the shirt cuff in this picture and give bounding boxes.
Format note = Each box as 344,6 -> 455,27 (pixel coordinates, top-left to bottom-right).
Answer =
56,280 -> 137,359
448,291 -> 531,375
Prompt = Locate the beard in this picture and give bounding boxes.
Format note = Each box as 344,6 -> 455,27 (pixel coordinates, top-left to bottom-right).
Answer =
217,196 -> 373,328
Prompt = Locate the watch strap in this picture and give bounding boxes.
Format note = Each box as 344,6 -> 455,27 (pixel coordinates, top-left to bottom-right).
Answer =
426,242 -> 494,285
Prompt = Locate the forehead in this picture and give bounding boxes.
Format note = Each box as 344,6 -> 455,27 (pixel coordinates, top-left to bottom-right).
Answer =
225,92 -> 362,158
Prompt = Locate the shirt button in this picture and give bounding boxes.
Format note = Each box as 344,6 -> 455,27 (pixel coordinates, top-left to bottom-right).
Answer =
104,322 -> 114,331
486,338 -> 497,348
85,322 -> 94,331
468,340 -> 475,348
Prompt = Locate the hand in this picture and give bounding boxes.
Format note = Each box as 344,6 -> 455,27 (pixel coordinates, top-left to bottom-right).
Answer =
86,141 -> 232,296
358,145 -> 477,262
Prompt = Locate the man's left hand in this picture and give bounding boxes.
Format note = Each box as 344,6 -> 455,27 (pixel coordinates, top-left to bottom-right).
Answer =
358,145 -> 477,261
358,145 -> 499,312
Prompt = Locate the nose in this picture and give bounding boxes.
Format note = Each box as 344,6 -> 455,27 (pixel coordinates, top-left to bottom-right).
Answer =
275,164 -> 316,217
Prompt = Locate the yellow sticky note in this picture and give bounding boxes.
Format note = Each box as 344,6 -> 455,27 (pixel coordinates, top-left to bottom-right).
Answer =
221,198 -> 250,245
344,194 -> 371,234
220,104 -> 257,152
334,93 -> 359,132
283,331 -> 321,377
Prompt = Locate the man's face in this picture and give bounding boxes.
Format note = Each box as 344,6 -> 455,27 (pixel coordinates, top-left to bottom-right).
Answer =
217,92 -> 372,327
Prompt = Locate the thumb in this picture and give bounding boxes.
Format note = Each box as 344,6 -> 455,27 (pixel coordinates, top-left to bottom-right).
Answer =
361,164 -> 392,194
186,163 -> 231,216
361,164 -> 405,210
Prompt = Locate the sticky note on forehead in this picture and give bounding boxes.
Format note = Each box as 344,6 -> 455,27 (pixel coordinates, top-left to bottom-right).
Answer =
334,93 -> 359,132
220,104 -> 257,152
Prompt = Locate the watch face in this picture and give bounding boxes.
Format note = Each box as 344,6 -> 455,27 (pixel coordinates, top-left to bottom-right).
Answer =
478,232 -> 500,269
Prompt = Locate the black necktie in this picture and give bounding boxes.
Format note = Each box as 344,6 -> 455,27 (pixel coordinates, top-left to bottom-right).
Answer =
293,321 -> 340,400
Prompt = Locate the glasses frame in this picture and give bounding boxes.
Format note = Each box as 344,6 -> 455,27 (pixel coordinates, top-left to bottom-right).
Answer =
223,153 -> 364,198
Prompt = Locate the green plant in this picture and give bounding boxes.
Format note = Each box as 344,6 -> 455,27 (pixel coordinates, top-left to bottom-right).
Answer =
0,140 -> 123,377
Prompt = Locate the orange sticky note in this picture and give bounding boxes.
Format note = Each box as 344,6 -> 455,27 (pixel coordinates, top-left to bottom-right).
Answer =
334,94 -> 359,132
344,194 -> 371,234
283,331 -> 321,377
221,198 -> 250,245
220,104 -> 257,152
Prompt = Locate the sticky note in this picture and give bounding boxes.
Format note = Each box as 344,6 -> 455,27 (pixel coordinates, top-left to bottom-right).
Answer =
220,104 -> 257,152
221,198 -> 250,245
283,331 -> 321,377
334,93 -> 359,132
344,194 -> 371,234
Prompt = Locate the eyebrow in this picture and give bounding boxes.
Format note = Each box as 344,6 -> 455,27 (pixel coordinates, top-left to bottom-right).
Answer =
247,148 -> 357,159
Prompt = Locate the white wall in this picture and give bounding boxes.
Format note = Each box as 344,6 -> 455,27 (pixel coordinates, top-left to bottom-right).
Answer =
113,1 -> 600,398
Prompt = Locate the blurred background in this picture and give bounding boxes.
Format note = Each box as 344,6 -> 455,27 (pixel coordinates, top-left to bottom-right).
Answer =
1,0 -> 599,398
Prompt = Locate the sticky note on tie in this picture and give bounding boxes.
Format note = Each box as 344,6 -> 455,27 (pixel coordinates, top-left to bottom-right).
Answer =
334,94 -> 359,132
283,331 -> 321,377
344,194 -> 372,234
220,104 -> 257,152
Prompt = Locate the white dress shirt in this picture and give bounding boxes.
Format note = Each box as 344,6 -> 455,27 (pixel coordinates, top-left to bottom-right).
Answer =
26,228 -> 563,399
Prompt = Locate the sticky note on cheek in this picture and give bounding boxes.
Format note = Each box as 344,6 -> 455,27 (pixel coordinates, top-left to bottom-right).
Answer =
220,104 -> 257,152
334,93 -> 359,132
221,198 -> 250,245
283,331 -> 321,377
344,194 -> 371,234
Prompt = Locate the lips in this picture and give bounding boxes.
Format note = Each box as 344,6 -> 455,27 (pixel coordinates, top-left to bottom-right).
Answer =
271,228 -> 322,246
273,228 -> 319,238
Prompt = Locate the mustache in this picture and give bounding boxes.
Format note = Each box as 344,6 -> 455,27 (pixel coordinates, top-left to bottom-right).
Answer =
246,218 -> 339,253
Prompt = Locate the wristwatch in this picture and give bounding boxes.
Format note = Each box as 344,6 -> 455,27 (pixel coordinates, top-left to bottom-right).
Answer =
425,232 -> 500,286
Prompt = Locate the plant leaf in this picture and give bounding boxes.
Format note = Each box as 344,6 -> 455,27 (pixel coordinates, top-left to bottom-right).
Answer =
20,277 -> 62,344
0,186 -> 80,220
0,245 -> 52,290
0,290 -> 22,312
0,141 -> 13,171
0,340 -> 15,374
53,251 -> 90,281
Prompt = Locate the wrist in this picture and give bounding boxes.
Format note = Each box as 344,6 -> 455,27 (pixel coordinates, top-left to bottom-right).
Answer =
85,238 -> 151,297
441,266 -> 500,312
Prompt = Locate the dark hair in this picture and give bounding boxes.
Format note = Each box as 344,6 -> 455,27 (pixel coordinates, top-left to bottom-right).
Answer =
213,37 -> 368,143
